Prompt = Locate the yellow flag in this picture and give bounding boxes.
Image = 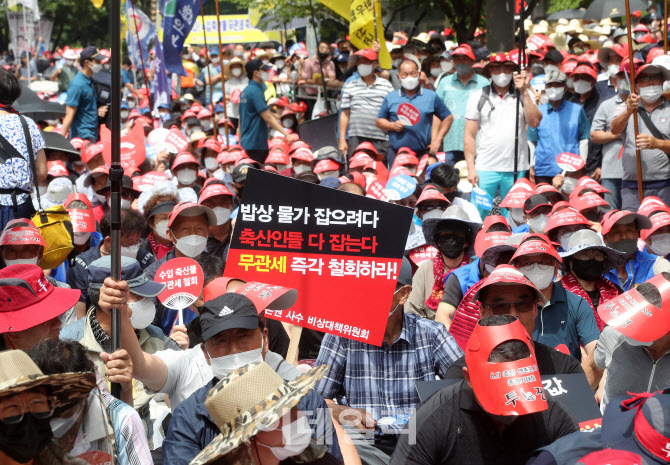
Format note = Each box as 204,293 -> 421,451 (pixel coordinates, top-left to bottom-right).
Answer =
91,0 -> 104,8
317,0 -> 348,20
349,0 -> 391,69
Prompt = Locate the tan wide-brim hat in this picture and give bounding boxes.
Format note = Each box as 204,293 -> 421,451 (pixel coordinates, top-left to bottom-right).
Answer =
0,350 -> 96,417
190,361 -> 328,465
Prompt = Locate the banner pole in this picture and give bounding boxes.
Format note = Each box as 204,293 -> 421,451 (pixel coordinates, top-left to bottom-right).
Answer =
513,0 -> 525,183
198,0 -> 218,137
624,0 -> 644,203
213,0 -> 230,149
665,0 -> 668,54
128,0 -> 155,122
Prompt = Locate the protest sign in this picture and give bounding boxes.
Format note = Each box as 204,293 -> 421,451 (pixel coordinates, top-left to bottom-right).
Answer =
101,123 -> 146,170
166,128 -> 190,152
408,244 -> 438,267
225,169 -> 413,346
556,152 -> 585,172
471,186 -> 493,211
385,175 -> 417,201
155,257 -> 204,325
397,103 -> 421,126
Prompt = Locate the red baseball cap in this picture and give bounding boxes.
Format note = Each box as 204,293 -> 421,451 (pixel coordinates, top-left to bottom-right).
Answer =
550,201 -> 571,215
0,264 -> 80,333
534,183 -> 566,201
47,161 -> 69,178
290,148 -> 314,163
354,141 -> 379,158
354,48 -> 377,61
641,211 -> 670,240
81,142 -> 104,164
69,137 -> 86,150
217,150 -> 244,165
167,201 -> 217,229
196,138 -> 222,156
569,192 -> 610,212
202,276 -> 247,302
68,209 -> 96,233
544,207 -> 590,236
313,159 -> 340,174
64,193 -> 93,210
83,166 -> 109,188
416,186 -> 448,207
0,225 -> 48,248
393,153 -> 419,167
646,47 -> 666,64
474,230 -> 511,258
269,138 -> 289,151
265,150 -> 290,165
560,60 -> 578,76
289,140 -> 311,152
482,215 -> 511,233
172,152 -> 200,170
575,176 -> 610,195
571,63 -> 597,81
598,44 -> 629,65
198,183 -> 234,204
510,238 -> 563,264
451,44 -> 475,61
389,166 -> 415,178
601,210 -> 653,236
472,264 -> 546,304
349,152 -> 374,169
500,178 -> 534,209
638,196 -> 670,218
235,281 -> 298,314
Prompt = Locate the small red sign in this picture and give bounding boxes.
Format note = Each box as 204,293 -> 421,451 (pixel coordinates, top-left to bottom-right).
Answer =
397,103 -> 421,126
166,128 -> 190,152
67,209 -> 96,233
155,257 -> 204,310
556,152 -> 585,172
366,180 -> 388,201
409,245 -> 438,266
101,123 -> 146,170
133,171 -> 169,192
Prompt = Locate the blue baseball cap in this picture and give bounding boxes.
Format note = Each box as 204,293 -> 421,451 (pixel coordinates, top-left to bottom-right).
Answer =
120,101 -> 129,110
158,102 -> 170,110
87,256 -> 165,298
209,47 -> 220,56
139,107 -> 151,116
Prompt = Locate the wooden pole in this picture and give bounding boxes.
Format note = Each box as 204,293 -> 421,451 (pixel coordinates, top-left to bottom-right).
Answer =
198,0 -> 217,137
213,0 -> 230,149
625,0 -> 644,203
665,0 -> 668,54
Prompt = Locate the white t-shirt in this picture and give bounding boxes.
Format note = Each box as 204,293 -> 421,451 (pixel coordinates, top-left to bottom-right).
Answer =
465,86 -> 530,172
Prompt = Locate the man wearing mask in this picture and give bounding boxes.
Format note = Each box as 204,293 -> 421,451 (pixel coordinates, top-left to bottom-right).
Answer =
611,64 -> 670,210
428,163 -> 482,222
61,46 -> 108,141
171,152 -> 201,191
198,181 -> 234,260
510,238 -> 600,372
542,49 -> 564,76
436,44 -> 488,166
528,69 -> 590,185
590,61 -> 631,209
223,58 -> 247,130
202,48 -> 222,106
601,209 -> 670,291
238,59 -> 297,164
512,193 -> 553,234
643,210 -> 670,258
301,41 -> 338,99
595,44 -> 629,101
464,53 -> 542,216
406,205 -> 480,319
377,60 -> 453,167
67,208 -> 154,317
316,258 -> 462,463
50,48 -> 78,93
339,48 -> 394,157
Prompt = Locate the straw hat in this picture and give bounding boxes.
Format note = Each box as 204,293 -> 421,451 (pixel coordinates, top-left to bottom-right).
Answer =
191,362 -> 328,465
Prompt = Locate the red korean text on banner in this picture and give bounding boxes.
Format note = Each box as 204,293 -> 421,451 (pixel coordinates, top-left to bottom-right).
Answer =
397,103 -> 421,126
101,122 -> 146,170
225,170 -> 413,346
166,128 -> 190,152
155,257 -> 204,311
556,152 -> 585,172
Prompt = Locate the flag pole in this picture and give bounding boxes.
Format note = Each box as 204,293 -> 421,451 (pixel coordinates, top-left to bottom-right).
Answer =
513,0 -> 525,183
128,0 -> 155,122
213,0 -> 230,149
624,0 -> 644,203
372,0 -> 378,42
198,0 -> 218,137
664,0 -> 668,54
110,0 -> 123,400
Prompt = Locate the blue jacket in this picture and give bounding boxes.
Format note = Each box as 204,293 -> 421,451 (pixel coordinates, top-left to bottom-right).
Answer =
444,258 -> 481,296
163,379 -> 342,465
603,249 -> 658,292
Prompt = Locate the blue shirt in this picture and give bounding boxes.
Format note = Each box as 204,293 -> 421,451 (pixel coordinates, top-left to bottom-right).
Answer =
533,282 -> 600,360
66,71 -> 100,141
603,248 -> 658,292
239,80 -> 269,151
528,99 -> 590,177
315,311 -> 462,427
436,73 -> 489,152
378,87 -> 451,152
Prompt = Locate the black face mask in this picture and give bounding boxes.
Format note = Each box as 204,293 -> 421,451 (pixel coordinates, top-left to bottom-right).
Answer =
0,413 -> 54,463
437,235 -> 466,259
571,258 -> 606,282
609,238 -> 638,260
318,52 -> 330,61
444,191 -> 457,203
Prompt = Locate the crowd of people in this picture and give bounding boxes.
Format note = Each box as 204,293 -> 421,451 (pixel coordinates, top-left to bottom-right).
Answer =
3,7 -> 670,465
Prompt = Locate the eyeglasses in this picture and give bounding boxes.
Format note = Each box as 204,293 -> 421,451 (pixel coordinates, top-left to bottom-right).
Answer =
483,300 -> 536,314
0,397 -> 55,424
417,204 -> 445,213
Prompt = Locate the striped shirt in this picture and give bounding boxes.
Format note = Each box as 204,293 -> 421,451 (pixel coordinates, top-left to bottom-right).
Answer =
341,75 -> 394,141
315,311 -> 463,422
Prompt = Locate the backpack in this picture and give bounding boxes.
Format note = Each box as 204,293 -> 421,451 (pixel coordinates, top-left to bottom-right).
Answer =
32,205 -> 74,269
477,84 -> 523,113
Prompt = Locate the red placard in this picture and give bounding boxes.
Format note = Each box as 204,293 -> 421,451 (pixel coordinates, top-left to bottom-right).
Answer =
133,171 -> 169,192
556,152 -> 585,172
155,257 -> 204,311
225,170 -> 413,346
408,245 -> 438,266
231,88 -> 242,104
366,180 -> 388,201
67,209 -> 96,233
397,103 -> 421,126
101,123 -> 146,170
166,128 -> 190,152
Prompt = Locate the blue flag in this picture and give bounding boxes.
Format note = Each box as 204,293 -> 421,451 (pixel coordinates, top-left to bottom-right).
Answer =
153,38 -> 171,114
126,1 -> 156,74
163,0 -> 204,76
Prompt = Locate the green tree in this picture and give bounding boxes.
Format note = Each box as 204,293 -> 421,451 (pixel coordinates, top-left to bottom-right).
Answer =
547,0 -> 591,14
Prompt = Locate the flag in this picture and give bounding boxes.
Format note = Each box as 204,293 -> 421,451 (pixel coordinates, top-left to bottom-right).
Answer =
91,0 -> 104,7
153,38 -> 171,114
349,0 -> 391,69
163,0 -> 205,76
317,0 -> 348,20
126,0 -> 156,73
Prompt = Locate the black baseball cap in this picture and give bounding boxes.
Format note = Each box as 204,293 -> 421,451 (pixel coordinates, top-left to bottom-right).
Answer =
80,46 -> 104,65
543,49 -> 564,64
200,293 -> 260,342
397,257 -> 413,287
523,194 -> 553,214
245,58 -> 272,75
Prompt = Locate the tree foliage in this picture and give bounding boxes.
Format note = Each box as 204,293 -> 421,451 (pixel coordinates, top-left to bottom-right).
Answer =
547,0 -> 591,15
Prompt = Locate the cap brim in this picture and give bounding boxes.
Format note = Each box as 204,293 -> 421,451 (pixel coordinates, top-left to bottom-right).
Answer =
130,280 -> 166,298
169,205 -> 217,228
473,280 -> 547,305
0,287 -> 80,333
559,244 -> 628,271
202,316 -> 259,342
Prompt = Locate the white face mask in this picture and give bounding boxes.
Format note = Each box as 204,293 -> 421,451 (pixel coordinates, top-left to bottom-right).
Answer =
545,87 -> 565,101
421,209 -> 444,220
440,61 -> 453,73
650,233 -> 670,256
608,64 -> 621,77
206,338 -> 264,379
566,77 -> 574,89
519,263 -> 555,290
562,176 -> 578,194
108,198 -> 131,209
211,57 -> 220,64
127,101 -> 136,109
120,110 -> 129,120
4,256 -> 39,267
258,414 -> 312,460
538,93 -> 549,105
392,58 -> 403,69
573,79 -> 593,94
128,297 -> 156,329
527,213 -> 548,233
73,231 -> 91,245
154,220 -> 169,239
261,71 -> 270,82
121,243 -> 139,258
212,206 -> 231,225
65,60 -> 75,67
275,60 -> 285,70
401,76 -> 420,91
543,64 -> 559,75
640,85 -> 663,103
282,118 -> 295,128
430,68 -> 441,78
293,164 -> 310,174
176,168 -> 197,185
90,63 -> 102,74
509,207 -> 525,224
204,157 -> 219,171
174,234 -> 207,257
559,231 -> 576,251
358,63 -> 373,77
232,67 -> 242,77
492,72 -> 513,87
